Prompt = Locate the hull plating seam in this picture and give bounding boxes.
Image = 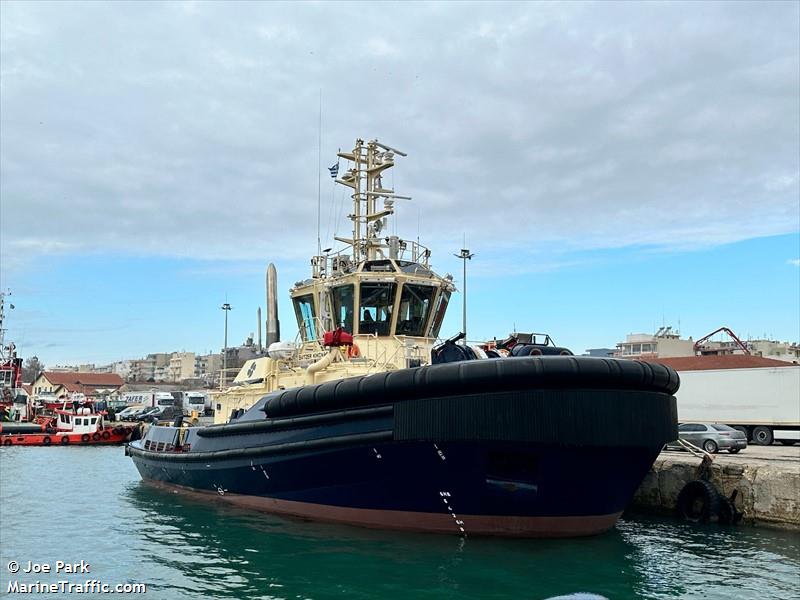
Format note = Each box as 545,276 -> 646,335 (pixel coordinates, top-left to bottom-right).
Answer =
128,429 -> 392,461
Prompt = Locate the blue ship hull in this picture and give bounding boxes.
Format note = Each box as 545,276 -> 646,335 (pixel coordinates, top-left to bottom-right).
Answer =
128,358 -> 679,537
131,439 -> 660,536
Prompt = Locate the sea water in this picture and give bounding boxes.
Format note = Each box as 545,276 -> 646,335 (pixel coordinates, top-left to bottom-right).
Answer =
1,446 -> 797,599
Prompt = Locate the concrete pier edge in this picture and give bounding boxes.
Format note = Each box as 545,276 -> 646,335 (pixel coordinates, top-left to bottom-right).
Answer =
631,448 -> 800,530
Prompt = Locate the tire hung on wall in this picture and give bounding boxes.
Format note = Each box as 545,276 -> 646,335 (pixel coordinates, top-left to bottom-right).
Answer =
676,480 -> 721,523
42,436 -> 51,445
102,431 -> 110,440
81,433 -> 90,443
717,496 -> 738,525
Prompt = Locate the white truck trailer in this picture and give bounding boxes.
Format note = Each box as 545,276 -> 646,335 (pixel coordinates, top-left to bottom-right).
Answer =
182,391 -> 210,415
121,391 -> 178,409
675,364 -> 800,445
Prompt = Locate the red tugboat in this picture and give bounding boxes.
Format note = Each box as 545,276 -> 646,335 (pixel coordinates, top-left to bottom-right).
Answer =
1,400 -> 137,446
0,293 -> 138,446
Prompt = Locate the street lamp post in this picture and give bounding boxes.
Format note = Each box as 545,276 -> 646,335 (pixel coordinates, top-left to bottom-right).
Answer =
453,247 -> 474,345
221,303 -> 232,390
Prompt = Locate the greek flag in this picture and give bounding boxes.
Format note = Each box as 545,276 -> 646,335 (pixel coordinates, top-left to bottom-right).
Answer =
328,162 -> 339,178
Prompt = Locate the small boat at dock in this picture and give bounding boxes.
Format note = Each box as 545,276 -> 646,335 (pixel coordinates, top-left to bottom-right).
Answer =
1,401 -> 137,447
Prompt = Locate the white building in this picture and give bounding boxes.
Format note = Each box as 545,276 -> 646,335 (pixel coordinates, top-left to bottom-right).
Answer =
112,361 -> 132,379
614,327 -> 694,359
749,340 -> 800,363
168,352 -> 196,381
48,365 -> 80,373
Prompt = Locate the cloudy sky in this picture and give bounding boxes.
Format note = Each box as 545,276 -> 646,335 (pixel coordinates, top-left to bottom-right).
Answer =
1,1 -> 798,366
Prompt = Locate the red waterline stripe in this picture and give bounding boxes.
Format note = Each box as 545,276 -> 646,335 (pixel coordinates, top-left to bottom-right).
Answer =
142,479 -> 621,538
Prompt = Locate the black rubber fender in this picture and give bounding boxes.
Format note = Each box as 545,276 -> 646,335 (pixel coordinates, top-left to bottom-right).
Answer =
81,433 -> 90,443
262,356 -> 680,418
61,436 -> 70,445
676,480 -> 721,523
511,344 -> 571,356
718,496 -> 736,525
102,430 -> 111,440
431,341 -> 477,364
42,436 -> 51,446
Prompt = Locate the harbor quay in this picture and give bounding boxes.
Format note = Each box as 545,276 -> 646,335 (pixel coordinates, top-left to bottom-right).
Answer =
631,444 -> 800,529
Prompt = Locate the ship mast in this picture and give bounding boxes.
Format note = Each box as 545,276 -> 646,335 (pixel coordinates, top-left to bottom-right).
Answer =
0,290 -> 18,381
0,290 -> 8,356
334,139 -> 411,264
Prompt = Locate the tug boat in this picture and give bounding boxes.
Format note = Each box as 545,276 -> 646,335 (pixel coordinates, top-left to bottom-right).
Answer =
1,401 -> 136,447
128,138 -> 679,537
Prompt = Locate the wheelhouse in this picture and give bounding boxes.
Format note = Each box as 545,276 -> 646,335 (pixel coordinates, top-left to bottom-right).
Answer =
291,258 -> 451,343
55,409 -> 104,433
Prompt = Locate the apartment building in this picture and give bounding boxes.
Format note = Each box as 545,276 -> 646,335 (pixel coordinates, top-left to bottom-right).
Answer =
168,352 -> 196,381
614,327 -> 695,359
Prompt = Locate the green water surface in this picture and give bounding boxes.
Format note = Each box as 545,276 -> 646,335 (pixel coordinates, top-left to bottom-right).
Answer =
1,446 -> 798,599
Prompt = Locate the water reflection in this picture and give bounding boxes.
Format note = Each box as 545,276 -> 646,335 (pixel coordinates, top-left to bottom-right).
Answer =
125,482 -> 800,600
619,511 -> 800,599
2,444 -> 798,600
3,443 -> 798,600
125,483 -> 657,600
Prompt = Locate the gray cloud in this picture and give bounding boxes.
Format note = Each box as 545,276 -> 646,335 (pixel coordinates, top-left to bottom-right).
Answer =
1,1 -> 798,270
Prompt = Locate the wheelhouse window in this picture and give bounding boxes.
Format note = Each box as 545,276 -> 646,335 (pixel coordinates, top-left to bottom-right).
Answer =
396,284 -> 436,336
428,290 -> 451,338
359,282 -> 396,336
362,260 -> 396,273
395,261 -> 433,277
331,285 -> 355,333
293,294 -> 318,341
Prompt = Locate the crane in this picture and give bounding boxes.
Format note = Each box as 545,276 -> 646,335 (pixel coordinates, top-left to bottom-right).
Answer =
693,327 -> 750,355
